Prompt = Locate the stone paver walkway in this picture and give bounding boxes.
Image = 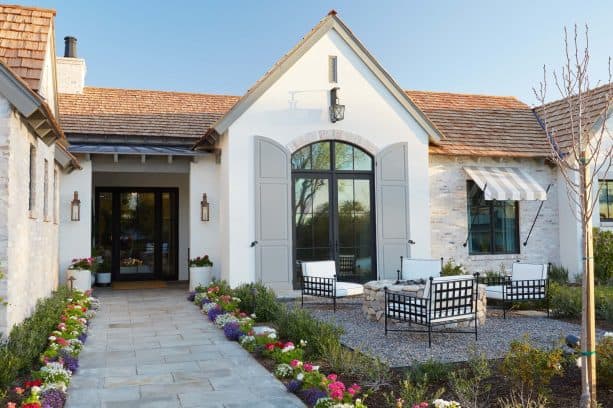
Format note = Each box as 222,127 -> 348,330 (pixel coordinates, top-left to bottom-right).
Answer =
66,287 -> 304,408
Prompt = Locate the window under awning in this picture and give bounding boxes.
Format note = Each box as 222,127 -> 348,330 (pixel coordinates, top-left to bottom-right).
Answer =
463,166 -> 548,201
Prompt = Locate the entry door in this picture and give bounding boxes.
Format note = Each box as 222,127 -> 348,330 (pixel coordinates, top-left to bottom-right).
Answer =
94,188 -> 178,281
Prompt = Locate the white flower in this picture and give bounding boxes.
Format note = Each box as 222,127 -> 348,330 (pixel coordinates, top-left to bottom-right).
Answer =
31,386 -> 40,395
250,313 -> 256,319
296,373 -> 304,381
312,365 -> 320,371
268,333 -> 277,340
48,336 -> 56,341
299,339 -> 307,347
605,332 -> 612,338
281,344 -> 295,353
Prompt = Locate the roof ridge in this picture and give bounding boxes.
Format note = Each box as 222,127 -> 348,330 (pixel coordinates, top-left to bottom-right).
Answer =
77,86 -> 239,98
0,3 -> 56,15
406,89 -> 522,100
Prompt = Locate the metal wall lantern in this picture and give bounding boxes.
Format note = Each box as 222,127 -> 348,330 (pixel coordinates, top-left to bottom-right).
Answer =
70,191 -> 81,221
329,87 -> 345,123
200,193 -> 210,222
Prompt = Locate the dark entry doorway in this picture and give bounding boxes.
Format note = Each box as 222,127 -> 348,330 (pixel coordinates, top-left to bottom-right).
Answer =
94,188 -> 179,281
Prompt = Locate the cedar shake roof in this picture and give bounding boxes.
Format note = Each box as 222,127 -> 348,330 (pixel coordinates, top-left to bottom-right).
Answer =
58,87 -> 240,141
406,90 -> 551,157
0,4 -> 55,91
534,84 -> 611,150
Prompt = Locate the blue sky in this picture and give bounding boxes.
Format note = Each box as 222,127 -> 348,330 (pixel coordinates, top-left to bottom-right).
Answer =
35,0 -> 612,104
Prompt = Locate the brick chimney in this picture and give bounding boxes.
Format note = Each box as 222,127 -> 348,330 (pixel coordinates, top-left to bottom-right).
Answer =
56,36 -> 86,94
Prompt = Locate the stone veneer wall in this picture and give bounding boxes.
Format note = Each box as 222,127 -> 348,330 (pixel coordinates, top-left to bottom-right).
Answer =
0,96 -> 59,336
429,154 -> 560,275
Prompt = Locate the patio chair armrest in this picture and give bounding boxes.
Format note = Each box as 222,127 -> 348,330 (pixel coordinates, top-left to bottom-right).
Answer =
478,275 -> 510,286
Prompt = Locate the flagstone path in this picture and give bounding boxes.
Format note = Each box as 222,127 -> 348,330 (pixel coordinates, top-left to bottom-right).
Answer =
66,287 -> 304,408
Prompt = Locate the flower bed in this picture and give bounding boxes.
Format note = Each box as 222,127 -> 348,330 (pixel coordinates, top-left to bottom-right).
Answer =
1,290 -> 99,408
188,283 -> 369,407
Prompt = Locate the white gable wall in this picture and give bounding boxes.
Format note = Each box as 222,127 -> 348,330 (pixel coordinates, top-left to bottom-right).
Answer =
223,29 -> 432,286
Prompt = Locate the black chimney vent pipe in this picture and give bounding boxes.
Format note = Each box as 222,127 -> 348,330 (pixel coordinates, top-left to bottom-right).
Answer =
64,36 -> 77,58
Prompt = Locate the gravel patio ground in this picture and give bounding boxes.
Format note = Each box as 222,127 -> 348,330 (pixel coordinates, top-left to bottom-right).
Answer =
299,297 -> 606,367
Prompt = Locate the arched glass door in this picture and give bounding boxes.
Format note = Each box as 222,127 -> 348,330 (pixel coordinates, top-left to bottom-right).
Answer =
292,141 -> 376,283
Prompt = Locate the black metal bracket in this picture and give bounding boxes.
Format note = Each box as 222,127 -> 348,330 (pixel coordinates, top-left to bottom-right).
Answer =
523,183 -> 553,247
463,183 -> 488,247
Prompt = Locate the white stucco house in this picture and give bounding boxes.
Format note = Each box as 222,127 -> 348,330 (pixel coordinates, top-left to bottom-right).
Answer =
0,6 -> 610,335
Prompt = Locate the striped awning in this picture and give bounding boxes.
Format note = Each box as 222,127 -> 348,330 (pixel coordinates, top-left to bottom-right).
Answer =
464,166 -> 548,201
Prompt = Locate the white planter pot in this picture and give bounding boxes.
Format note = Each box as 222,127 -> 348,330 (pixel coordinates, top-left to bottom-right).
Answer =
67,269 -> 92,291
190,266 -> 213,291
97,272 -> 111,285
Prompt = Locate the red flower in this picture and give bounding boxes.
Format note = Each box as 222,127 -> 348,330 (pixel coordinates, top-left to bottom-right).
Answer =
265,343 -> 275,351
25,379 -> 42,388
22,403 -> 41,408
56,338 -> 69,347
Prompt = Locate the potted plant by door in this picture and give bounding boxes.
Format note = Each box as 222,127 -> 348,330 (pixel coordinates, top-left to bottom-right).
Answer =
96,257 -> 112,286
67,257 -> 95,291
189,255 -> 213,291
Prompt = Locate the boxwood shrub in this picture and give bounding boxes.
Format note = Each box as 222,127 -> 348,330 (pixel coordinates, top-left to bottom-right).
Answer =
0,286 -> 70,389
549,282 -> 613,321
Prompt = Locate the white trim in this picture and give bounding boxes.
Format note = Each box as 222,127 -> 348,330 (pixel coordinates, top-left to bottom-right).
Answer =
286,129 -> 378,155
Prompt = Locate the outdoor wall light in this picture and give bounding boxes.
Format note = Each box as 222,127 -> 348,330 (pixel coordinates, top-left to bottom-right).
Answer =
200,193 -> 210,222
329,87 -> 345,123
70,191 -> 81,221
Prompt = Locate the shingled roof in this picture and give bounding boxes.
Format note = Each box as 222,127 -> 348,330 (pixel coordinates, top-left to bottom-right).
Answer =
58,87 -> 239,141
0,4 -> 55,91
534,83 -> 611,151
406,90 -> 550,157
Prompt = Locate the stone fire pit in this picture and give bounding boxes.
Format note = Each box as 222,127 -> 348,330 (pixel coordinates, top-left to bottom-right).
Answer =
362,279 -> 487,326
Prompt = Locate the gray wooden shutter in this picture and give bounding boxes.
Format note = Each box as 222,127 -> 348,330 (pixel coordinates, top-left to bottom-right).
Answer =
376,142 -> 410,280
254,136 -> 293,291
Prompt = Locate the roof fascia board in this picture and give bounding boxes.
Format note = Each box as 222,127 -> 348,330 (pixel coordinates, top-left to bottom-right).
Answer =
0,64 -> 40,117
211,15 -> 442,144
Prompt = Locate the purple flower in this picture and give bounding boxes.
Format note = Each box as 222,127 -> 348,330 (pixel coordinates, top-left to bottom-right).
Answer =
187,291 -> 196,302
286,379 -> 302,393
223,322 -> 242,341
78,332 -> 88,343
41,388 -> 67,408
201,297 -> 211,305
207,306 -> 224,322
301,388 -> 327,406
60,350 -> 79,373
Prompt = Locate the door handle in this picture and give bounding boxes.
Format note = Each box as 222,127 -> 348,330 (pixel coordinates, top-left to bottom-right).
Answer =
250,241 -> 258,247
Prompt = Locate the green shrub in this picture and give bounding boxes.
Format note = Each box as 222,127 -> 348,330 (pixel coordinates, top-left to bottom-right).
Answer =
233,283 -> 281,323
549,282 -> 613,321
501,336 -> 563,401
384,373 -> 444,407
0,286 -> 70,389
449,347 -> 492,408
441,259 -> 464,276
548,282 -> 582,318
407,358 -> 452,384
273,305 -> 343,358
548,264 -> 568,284
319,337 -> 391,391
596,335 -> 613,389
594,228 -> 613,285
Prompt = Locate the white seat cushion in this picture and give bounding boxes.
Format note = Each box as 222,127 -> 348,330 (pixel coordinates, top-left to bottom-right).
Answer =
423,275 -> 474,299
512,263 -> 547,281
401,258 -> 441,281
302,261 -> 336,279
335,282 -> 363,297
486,285 -> 504,300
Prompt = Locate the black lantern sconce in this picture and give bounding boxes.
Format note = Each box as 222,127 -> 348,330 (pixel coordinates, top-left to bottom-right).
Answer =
70,191 -> 81,221
200,193 -> 210,222
329,87 -> 345,123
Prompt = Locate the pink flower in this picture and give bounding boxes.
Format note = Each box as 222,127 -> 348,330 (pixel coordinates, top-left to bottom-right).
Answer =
348,388 -> 356,395
14,387 -> 24,395
303,363 -> 313,372
265,343 -> 275,351
290,359 -> 301,368
7,402 -> 17,408
326,373 -> 337,382
350,383 -> 361,393
330,389 -> 344,401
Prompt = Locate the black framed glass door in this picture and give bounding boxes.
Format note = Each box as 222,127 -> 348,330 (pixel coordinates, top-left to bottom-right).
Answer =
94,188 -> 179,281
292,141 -> 376,283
